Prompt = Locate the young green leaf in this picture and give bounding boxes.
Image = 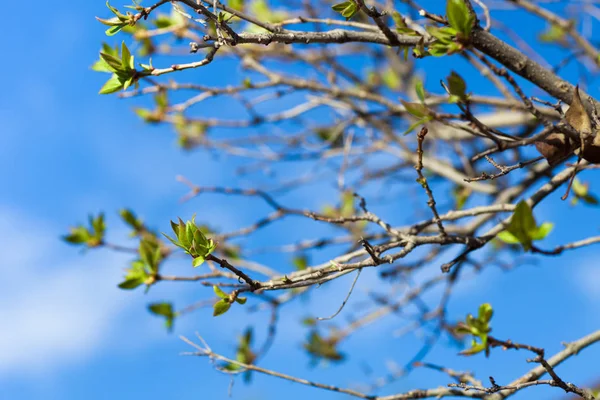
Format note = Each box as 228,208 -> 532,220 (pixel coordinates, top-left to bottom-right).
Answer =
192,255 -> 205,267
99,74 -> 125,94
400,100 -> 430,118
332,1 -> 358,19
415,79 -> 426,103
148,302 -> 175,331
213,285 -> 228,299
121,42 -> 134,70
235,297 -> 247,305
292,255 -> 308,271
213,299 -> 231,316
118,278 -> 145,289
99,52 -> 124,72
447,71 -> 467,100
530,222 -> 554,241
446,0 -> 475,37
497,200 -> 552,251
478,303 -> 493,323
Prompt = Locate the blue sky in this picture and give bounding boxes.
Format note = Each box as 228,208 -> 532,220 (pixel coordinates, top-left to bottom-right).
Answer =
1,1 -> 600,399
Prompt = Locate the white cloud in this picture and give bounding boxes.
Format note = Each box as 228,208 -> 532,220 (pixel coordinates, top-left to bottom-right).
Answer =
0,207 -> 146,377
574,258 -> 600,301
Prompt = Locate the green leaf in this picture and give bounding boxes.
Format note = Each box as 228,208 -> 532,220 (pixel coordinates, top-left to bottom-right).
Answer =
96,16 -> 124,26
454,323 -> 473,335
292,255 -> 308,271
162,232 -> 181,248
213,299 -> 231,316
192,255 -> 205,267
505,200 -> 537,251
148,302 -> 175,332
213,285 -> 228,299
403,116 -> 432,135
99,74 -> 125,94
382,68 -> 400,90
235,297 -> 247,305
99,52 -> 124,72
121,41 -> 133,70
119,208 -> 143,232
426,26 -> 457,43
105,24 -> 125,36
332,1 -> 358,19
155,91 -> 168,110
446,0 -> 474,37
148,302 -> 173,317
531,222 -> 553,240
478,303 -> 493,323
118,278 -> 144,289
460,342 -> 486,356
497,230 -> 520,244
428,42 -> 451,57
332,2 -> 350,12
91,59 -> 112,73
447,71 -> 467,100
539,24 -> 567,44
139,240 -> 154,267
582,194 -> 599,205
63,226 -> 91,244
400,100 -> 430,118
106,1 -> 123,17
415,79 -> 426,103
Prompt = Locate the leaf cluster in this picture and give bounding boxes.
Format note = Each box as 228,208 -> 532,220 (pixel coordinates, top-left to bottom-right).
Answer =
63,213 -> 106,248
163,215 -> 217,267
455,303 -> 493,356
213,285 -> 247,317
497,201 -> 553,251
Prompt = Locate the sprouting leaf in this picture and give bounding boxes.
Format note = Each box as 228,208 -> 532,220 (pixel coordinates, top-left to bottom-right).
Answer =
403,116 -> 433,135
63,213 -> 105,247
478,303 -> 493,323
99,74 -> 125,94
105,24 -> 125,36
163,216 -> 217,265
118,277 -> 145,289
63,226 -> 91,244
235,297 -> 247,305
148,302 -> 173,317
213,285 -> 228,299
497,200 -> 552,251
496,230 -> 520,244
332,1 -> 358,19
457,303 -> 493,357
447,71 -> 467,101
148,302 -> 175,331
530,222 -> 554,240
446,0 -> 475,37
292,255 -> 308,271
539,23 -> 567,44
459,342 -> 486,356
400,100 -> 430,118
415,79 -> 426,103
382,68 -> 400,90
99,52 -> 124,72
304,331 -> 345,364
213,299 -> 231,316
192,255 -> 205,267
571,179 -> 600,206
121,41 -> 133,70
